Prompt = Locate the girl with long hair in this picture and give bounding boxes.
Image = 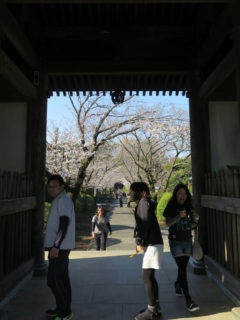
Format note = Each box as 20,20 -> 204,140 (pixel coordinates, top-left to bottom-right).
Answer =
91,206 -> 112,250
130,182 -> 163,320
163,183 -> 200,312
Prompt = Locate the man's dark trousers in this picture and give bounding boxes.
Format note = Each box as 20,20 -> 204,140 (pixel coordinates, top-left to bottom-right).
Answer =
47,249 -> 71,317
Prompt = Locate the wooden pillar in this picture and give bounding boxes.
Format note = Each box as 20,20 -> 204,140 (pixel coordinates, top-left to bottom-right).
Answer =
230,5 -> 240,314
188,71 -> 211,272
27,71 -> 48,275
231,1 -> 240,114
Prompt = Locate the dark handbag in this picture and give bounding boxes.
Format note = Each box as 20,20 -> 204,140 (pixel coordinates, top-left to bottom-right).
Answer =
192,227 -> 203,260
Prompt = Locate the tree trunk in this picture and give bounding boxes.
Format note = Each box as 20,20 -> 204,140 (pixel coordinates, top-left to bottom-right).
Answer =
163,156 -> 179,192
145,171 -> 155,193
72,156 -> 94,202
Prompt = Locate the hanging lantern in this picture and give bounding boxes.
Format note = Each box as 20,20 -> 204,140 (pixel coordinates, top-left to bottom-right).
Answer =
111,90 -> 125,104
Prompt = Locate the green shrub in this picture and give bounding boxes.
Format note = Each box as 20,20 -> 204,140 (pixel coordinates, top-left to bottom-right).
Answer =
75,193 -> 95,213
189,184 -> 193,194
44,202 -> 51,227
86,193 -> 95,206
156,192 -> 172,222
123,186 -> 129,194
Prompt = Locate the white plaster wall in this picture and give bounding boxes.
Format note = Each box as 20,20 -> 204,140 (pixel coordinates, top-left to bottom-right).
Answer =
0,102 -> 27,172
209,101 -> 240,171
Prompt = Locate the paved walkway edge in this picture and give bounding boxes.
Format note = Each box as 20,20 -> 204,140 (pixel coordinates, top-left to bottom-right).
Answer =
0,272 -> 33,310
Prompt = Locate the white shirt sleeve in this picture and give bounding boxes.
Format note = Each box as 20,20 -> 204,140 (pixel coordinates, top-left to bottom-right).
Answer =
57,197 -> 73,218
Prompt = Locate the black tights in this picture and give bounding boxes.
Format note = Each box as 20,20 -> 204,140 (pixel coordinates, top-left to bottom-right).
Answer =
142,268 -> 159,306
174,256 -> 191,301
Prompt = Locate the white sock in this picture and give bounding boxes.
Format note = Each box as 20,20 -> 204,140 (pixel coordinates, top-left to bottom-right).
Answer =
148,305 -> 156,312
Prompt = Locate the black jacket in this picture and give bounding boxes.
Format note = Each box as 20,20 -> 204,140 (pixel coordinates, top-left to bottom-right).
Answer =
163,202 -> 199,241
134,198 -> 163,246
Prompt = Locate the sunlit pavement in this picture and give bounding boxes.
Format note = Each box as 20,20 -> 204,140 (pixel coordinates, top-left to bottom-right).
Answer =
2,200 -> 235,320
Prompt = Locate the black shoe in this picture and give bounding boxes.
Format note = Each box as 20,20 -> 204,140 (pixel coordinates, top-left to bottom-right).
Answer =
135,308 -> 161,320
137,309 -> 159,315
174,282 -> 183,297
45,309 -> 58,318
155,301 -> 161,316
186,300 -> 200,312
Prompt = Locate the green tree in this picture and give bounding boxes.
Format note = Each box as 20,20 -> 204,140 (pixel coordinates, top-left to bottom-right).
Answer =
156,191 -> 172,222
163,157 -> 191,192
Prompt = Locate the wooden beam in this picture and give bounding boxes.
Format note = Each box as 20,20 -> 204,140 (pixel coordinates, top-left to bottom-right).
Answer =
0,3 -> 39,69
201,194 -> 240,215
48,73 -> 190,92
0,49 -> 37,99
47,60 -> 190,74
231,1 -> 240,114
198,48 -> 235,99
5,0 -> 230,3
34,25 -> 194,41
0,197 -> 37,217
197,6 -> 232,68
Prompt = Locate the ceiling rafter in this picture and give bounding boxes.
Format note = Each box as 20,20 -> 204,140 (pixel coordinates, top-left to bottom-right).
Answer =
2,1 -> 229,96
47,59 -> 191,74
198,48 -> 235,100
5,1 -> 229,4
40,4 -> 48,26
50,3 -> 57,26
59,3 -> 66,26
162,75 -> 169,96
50,75 -> 58,94
197,6 -> 232,68
72,75 -> 79,95
0,48 -> 37,99
47,72 -> 190,94
34,26 -> 194,43
0,2 -> 39,69
176,74 -> 184,96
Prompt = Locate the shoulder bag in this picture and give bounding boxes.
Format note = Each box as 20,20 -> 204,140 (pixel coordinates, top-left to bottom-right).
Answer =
192,227 -> 204,260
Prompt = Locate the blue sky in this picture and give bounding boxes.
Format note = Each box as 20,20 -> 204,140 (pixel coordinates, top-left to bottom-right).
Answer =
47,92 -> 189,129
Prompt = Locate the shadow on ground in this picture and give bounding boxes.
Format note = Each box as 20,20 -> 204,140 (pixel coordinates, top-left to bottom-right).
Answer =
112,225 -> 134,231
3,251 -> 235,320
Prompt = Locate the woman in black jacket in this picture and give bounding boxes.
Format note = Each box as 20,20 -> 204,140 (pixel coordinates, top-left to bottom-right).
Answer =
130,182 -> 163,320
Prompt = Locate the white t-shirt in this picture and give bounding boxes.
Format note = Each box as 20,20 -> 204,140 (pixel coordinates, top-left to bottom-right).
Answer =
44,191 -> 75,250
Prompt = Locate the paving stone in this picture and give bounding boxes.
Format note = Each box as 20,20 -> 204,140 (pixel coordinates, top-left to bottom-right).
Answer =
2,200 -> 236,320
232,307 -> 240,320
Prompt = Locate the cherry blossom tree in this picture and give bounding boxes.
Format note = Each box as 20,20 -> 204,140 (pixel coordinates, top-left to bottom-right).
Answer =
118,105 -> 191,192
47,93 -> 153,202
82,142 -> 121,189
46,98 -> 190,197
119,132 -> 167,192
46,127 -> 90,183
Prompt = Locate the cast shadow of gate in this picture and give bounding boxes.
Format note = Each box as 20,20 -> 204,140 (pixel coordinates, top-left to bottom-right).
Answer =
2,251 -> 235,320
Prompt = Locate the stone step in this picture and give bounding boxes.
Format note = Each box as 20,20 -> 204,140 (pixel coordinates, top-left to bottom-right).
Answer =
232,308 -> 240,320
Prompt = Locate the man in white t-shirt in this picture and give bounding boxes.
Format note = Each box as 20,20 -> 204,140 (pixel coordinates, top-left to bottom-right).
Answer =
44,175 -> 75,320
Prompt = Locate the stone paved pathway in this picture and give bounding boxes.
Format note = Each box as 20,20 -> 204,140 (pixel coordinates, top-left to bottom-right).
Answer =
1,199 -> 235,320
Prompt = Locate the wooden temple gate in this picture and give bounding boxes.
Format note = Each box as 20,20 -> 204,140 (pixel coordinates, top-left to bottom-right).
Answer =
204,167 -> 240,274
0,0 -> 240,314
202,167 -> 240,301
0,172 -> 36,300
